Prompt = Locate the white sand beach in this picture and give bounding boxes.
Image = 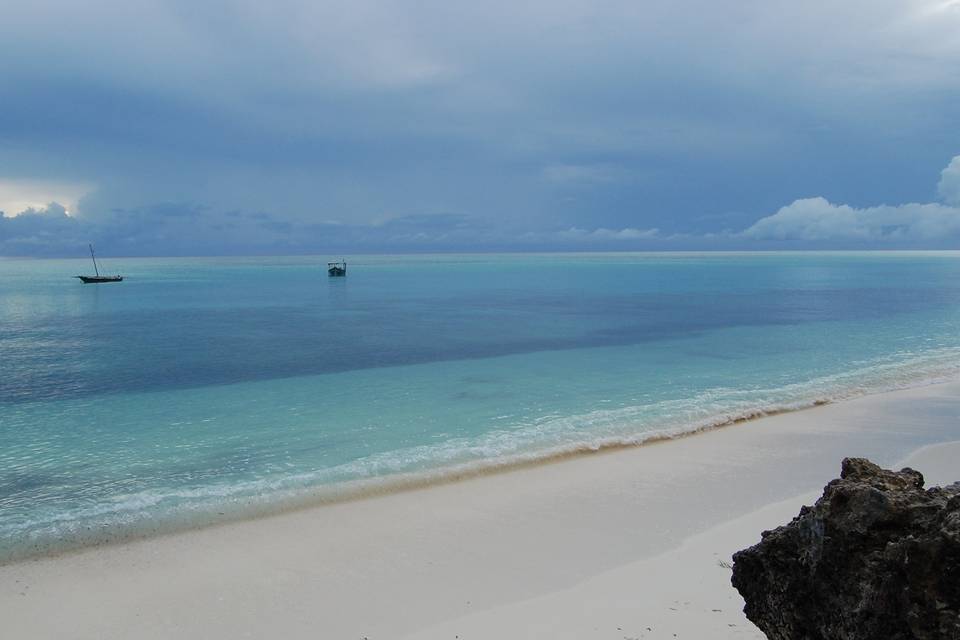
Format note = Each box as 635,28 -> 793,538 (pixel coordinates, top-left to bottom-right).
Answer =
1,380 -> 958,639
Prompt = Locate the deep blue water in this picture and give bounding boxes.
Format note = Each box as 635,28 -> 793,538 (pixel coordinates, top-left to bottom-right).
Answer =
1,252 -> 959,559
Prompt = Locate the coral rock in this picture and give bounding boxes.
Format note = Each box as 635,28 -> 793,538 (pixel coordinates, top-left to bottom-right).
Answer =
731,458 -> 960,640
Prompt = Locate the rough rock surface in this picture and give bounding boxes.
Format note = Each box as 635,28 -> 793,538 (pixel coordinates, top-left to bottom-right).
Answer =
731,457 -> 960,640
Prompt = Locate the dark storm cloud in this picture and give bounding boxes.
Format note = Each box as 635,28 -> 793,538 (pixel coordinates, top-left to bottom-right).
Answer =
2,1 -> 960,254
0,204 -> 83,256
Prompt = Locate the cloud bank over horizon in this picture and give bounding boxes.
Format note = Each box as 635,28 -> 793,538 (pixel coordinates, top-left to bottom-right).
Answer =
2,1 -> 960,255
4,154 -> 960,255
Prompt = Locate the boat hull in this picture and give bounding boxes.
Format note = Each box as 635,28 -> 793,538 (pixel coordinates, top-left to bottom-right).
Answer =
76,275 -> 123,283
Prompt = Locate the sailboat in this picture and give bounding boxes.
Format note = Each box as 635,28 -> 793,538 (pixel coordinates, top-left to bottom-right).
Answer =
75,244 -> 123,283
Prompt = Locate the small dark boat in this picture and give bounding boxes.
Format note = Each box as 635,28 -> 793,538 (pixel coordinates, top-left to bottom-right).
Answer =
328,260 -> 347,277
76,244 -> 123,283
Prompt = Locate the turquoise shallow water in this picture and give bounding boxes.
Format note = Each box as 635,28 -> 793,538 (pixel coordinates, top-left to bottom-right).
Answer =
1,252 -> 959,559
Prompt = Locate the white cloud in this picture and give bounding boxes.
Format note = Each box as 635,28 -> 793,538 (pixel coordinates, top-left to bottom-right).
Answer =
937,155 -> 960,205
742,155 -> 960,243
557,227 -> 660,241
0,178 -> 93,217
743,197 -> 960,241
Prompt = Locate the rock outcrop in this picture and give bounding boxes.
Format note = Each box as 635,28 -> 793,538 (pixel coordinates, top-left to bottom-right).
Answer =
731,458 -> 960,640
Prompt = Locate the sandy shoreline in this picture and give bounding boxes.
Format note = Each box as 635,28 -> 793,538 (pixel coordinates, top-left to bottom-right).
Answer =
2,380 -> 958,638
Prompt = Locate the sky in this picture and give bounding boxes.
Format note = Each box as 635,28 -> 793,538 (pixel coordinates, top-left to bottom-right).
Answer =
2,0 -> 960,256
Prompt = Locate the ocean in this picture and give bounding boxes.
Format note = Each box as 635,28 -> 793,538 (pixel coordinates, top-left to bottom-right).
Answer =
1,252 -> 959,561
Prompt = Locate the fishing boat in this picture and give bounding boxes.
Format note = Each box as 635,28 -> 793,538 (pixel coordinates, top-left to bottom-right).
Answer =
328,260 -> 347,277
76,244 -> 123,283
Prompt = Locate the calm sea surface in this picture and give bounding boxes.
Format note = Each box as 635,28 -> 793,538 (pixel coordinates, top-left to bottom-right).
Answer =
1,252 -> 959,559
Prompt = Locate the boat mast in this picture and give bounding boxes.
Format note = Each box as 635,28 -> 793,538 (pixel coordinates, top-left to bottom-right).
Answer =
89,244 -> 100,277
